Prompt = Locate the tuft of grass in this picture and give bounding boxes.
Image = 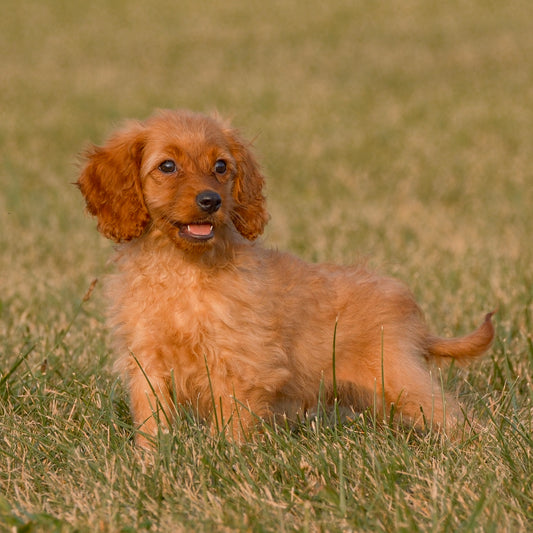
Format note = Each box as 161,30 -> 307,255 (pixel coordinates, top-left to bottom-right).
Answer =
1,0 -> 533,530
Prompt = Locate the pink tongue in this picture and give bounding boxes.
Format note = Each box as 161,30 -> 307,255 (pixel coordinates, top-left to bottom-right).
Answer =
187,224 -> 212,236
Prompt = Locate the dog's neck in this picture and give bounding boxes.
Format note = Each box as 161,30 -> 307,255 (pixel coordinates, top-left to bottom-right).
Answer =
115,225 -> 255,273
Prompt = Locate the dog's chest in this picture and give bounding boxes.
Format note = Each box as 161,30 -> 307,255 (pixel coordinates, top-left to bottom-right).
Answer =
122,258 -> 248,345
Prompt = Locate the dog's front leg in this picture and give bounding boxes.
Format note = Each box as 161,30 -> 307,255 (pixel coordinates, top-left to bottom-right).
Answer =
206,381 -> 269,443
127,367 -> 172,448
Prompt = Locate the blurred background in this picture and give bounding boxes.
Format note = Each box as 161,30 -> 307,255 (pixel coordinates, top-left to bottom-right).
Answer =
1,0 -> 532,365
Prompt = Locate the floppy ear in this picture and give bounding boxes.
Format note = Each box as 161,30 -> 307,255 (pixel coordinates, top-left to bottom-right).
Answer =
225,128 -> 269,240
77,123 -> 150,242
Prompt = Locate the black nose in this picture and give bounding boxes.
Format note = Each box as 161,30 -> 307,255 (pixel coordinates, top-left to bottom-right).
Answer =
196,191 -> 222,214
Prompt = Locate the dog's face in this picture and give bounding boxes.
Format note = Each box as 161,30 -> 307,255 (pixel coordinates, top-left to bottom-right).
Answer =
78,110 -> 268,252
139,113 -> 243,251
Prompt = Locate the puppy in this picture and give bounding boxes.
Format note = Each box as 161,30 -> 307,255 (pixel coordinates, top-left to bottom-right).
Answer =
78,109 -> 494,446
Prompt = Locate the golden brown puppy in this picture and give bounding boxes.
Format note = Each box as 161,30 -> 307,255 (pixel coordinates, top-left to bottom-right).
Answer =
78,109 -> 494,446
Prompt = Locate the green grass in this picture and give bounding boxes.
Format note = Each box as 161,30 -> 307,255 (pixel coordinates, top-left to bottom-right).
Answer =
1,0 -> 533,530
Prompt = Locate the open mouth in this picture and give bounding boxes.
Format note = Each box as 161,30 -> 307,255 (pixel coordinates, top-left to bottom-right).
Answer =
173,222 -> 215,241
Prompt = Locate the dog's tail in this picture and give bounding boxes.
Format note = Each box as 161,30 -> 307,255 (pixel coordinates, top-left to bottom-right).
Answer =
426,312 -> 495,366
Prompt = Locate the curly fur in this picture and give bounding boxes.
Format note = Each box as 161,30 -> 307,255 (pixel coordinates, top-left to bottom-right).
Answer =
78,109 -> 494,446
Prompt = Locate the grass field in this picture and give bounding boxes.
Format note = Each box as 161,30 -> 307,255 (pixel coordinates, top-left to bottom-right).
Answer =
1,0 -> 533,531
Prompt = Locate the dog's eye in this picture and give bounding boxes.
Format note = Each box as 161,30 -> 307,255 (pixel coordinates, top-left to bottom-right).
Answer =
214,160 -> 227,175
158,160 -> 177,174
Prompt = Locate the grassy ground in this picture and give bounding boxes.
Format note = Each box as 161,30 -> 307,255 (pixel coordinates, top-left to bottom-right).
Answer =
1,0 -> 532,531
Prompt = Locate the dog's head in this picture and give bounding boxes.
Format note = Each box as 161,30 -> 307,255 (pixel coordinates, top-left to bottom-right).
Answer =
77,110 -> 268,251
